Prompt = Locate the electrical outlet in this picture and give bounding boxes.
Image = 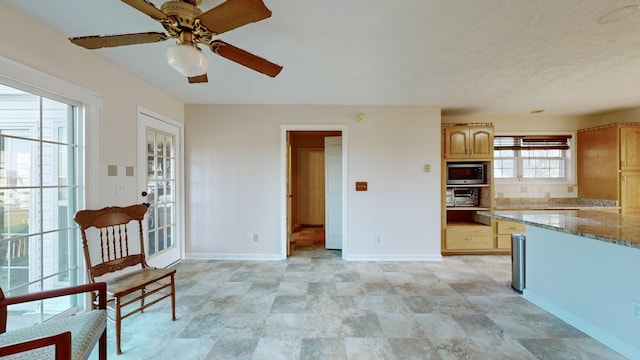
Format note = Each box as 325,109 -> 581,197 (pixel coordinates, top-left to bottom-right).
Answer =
375,233 -> 382,243
632,300 -> 640,320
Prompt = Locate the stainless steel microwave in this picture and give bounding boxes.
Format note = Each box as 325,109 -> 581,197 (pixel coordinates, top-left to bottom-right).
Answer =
446,163 -> 486,185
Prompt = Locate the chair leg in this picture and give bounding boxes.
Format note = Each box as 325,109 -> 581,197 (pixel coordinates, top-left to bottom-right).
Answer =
99,329 -> 107,360
171,275 -> 177,321
140,287 -> 145,314
116,298 -> 122,355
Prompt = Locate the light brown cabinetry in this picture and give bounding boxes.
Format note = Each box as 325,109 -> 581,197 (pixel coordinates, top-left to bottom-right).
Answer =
445,225 -> 493,250
442,123 -> 505,255
621,172 -> 640,213
577,123 -> 640,214
495,220 -> 526,249
620,126 -> 640,171
443,125 -> 493,159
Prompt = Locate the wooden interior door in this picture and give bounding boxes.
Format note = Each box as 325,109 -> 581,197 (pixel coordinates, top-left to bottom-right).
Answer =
298,149 -> 325,225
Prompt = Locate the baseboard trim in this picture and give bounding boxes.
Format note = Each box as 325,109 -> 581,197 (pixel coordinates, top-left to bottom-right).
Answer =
186,253 -> 283,261
185,253 -> 444,262
344,254 -> 443,261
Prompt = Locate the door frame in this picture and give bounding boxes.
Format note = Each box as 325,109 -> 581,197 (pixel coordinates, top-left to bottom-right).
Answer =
137,106 -> 186,266
280,124 -> 348,259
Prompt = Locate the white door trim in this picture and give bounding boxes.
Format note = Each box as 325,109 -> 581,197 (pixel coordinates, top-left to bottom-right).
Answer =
280,124 -> 348,260
137,106 -> 186,263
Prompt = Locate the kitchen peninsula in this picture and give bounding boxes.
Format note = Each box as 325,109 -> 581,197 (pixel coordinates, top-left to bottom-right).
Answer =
480,209 -> 640,359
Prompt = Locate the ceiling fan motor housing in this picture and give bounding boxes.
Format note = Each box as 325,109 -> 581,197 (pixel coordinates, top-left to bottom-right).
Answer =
161,0 -> 212,45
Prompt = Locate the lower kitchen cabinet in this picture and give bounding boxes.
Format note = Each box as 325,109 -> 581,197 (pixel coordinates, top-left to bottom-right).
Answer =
445,225 -> 493,250
495,220 -> 526,249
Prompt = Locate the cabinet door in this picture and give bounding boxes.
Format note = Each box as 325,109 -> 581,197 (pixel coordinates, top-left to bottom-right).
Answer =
577,126 -> 618,200
620,127 -> 640,171
468,127 -> 493,159
445,225 -> 493,249
621,172 -> 640,213
444,126 -> 469,159
496,220 -> 526,235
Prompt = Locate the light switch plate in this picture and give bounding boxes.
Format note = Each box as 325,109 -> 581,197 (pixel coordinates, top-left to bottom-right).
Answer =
356,182 -> 368,191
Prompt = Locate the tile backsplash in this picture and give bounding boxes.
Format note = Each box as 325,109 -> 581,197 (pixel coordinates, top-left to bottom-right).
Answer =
495,183 -> 577,199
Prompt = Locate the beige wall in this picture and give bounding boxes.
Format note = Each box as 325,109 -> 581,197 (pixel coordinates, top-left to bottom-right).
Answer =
185,105 -> 443,260
597,108 -> 640,126
442,114 -> 598,132
0,3 -> 184,207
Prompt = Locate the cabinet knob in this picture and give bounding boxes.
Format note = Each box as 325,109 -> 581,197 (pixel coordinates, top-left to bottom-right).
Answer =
465,236 -> 473,240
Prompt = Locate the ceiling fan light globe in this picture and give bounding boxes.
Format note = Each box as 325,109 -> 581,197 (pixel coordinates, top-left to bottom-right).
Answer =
166,44 -> 209,77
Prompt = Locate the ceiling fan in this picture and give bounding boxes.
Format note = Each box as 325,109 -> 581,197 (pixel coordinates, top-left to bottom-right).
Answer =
69,0 -> 283,83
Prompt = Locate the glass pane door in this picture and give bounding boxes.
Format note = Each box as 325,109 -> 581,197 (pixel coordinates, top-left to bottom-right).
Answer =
146,128 -> 176,257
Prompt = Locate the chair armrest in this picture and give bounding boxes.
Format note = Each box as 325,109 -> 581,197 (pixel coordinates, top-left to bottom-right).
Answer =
0,331 -> 71,359
0,282 -> 107,333
1,283 -> 106,309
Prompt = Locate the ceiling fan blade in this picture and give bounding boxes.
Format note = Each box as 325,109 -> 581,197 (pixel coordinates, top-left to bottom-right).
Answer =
199,0 -> 272,35
210,40 -> 282,77
69,32 -> 168,49
121,0 -> 168,21
188,74 -> 209,83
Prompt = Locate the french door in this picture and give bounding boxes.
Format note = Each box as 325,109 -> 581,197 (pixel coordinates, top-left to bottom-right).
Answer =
137,110 -> 183,268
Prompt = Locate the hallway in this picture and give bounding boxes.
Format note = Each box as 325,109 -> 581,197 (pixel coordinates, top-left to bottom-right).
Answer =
289,226 -> 338,258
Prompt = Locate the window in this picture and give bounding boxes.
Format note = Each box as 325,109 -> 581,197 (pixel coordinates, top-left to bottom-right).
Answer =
494,135 -> 571,180
0,83 -> 80,326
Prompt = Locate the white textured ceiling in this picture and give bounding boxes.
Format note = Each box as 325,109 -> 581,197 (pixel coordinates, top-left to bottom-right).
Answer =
5,0 -> 640,116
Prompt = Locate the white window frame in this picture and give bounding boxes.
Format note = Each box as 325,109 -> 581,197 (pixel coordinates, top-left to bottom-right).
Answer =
494,132 -> 575,184
0,56 -> 102,321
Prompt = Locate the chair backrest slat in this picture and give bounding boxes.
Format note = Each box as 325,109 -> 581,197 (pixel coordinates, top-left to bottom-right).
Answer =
74,204 -> 150,282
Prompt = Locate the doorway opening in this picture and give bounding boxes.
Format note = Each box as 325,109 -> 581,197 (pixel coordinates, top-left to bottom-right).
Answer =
283,127 -> 346,258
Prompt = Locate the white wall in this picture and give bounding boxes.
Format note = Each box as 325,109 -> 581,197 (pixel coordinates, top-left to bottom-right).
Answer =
185,105 -> 442,260
0,3 -> 184,208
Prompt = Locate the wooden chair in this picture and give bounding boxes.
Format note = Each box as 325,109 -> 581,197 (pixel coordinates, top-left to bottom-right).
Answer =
74,204 -> 176,355
0,282 -> 107,360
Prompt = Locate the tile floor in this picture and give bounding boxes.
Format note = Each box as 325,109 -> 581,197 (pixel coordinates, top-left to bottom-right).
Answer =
90,228 -> 627,359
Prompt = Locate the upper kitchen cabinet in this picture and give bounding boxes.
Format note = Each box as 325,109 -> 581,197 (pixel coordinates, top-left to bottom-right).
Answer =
577,125 -> 619,201
620,126 -> 640,171
443,124 -> 493,159
578,122 -> 640,213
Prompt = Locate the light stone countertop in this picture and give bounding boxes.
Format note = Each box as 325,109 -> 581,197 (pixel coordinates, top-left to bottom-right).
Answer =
479,210 -> 640,250
493,197 -> 620,211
